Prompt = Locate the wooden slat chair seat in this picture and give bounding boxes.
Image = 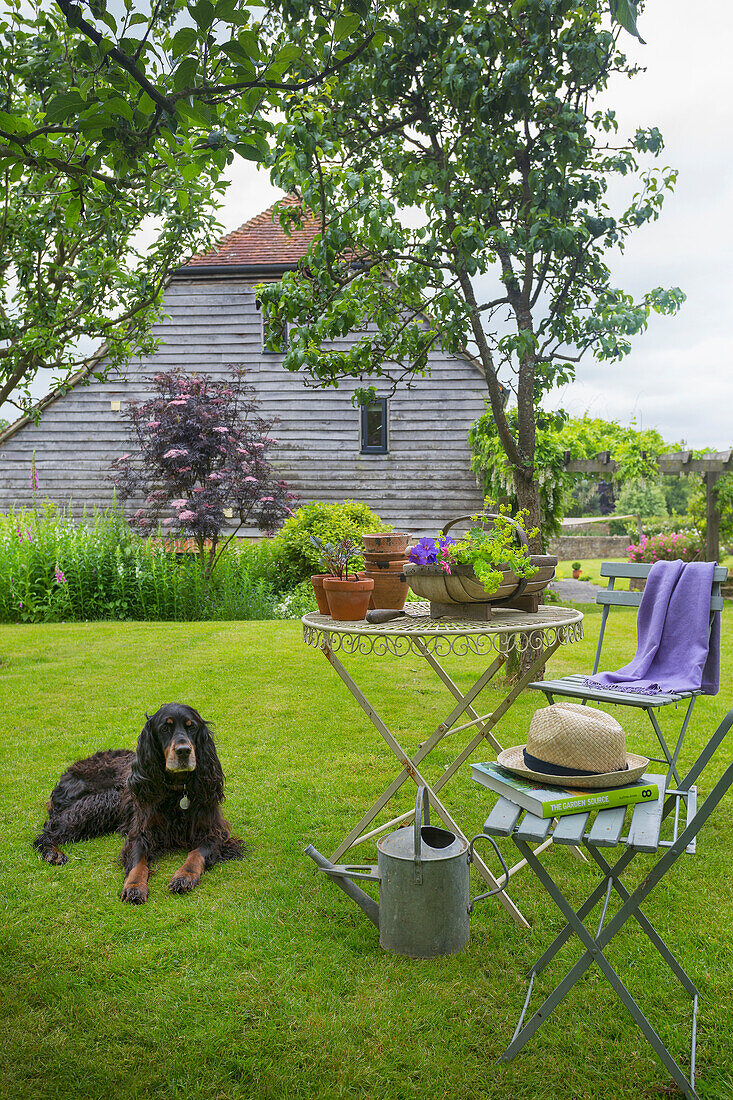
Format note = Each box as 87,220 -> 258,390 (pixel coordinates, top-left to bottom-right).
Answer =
482,708 -> 733,1099
531,562 -> 727,782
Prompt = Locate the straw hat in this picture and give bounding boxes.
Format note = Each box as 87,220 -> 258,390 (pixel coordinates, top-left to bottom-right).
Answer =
497,701 -> 649,788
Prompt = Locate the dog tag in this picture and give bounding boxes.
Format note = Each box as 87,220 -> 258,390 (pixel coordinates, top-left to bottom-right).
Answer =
179,794 -> 190,810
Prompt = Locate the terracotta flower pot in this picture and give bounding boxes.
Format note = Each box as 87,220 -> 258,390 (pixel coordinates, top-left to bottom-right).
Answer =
323,576 -> 375,621
365,564 -> 409,611
362,532 -> 410,554
572,569 -> 581,580
310,574 -> 332,616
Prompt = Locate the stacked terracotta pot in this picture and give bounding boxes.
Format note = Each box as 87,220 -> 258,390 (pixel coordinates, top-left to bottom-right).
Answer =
362,532 -> 411,611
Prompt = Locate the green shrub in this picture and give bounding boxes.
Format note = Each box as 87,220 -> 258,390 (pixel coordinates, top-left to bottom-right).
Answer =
268,500 -> 389,589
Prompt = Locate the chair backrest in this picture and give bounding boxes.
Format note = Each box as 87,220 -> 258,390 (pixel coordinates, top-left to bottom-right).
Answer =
591,561 -> 728,675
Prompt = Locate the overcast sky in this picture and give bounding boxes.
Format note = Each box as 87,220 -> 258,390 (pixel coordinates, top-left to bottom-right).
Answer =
8,2 -> 730,449
216,0 -> 732,450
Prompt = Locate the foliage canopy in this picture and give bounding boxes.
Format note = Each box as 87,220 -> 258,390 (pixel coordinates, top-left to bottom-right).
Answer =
0,0 -> 377,414
259,0 -> 683,546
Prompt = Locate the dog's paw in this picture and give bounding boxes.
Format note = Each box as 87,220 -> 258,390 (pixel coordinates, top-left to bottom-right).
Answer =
45,847 -> 68,866
121,884 -> 148,904
169,872 -> 199,894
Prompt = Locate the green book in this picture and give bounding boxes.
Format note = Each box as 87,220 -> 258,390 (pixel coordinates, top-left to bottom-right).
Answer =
471,761 -> 659,819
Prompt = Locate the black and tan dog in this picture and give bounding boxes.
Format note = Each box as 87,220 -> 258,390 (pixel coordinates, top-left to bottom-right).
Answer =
34,703 -> 243,903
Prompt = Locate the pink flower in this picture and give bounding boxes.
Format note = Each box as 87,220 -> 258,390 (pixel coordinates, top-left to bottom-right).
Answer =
177,510 -> 196,521
162,518 -> 175,526
259,496 -> 274,503
54,564 -> 67,585
171,499 -> 188,508
163,448 -> 188,458
168,398 -> 189,406
251,442 -> 265,449
244,476 -> 258,483
146,420 -> 160,428
213,426 -> 228,434
208,472 -> 223,481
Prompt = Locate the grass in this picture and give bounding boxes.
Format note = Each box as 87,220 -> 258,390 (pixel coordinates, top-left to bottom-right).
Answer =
2,607 -> 733,1100
554,556 -> 733,586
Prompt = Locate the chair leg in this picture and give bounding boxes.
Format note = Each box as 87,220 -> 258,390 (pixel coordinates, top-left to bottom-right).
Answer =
647,696 -> 696,786
500,839 -> 701,1098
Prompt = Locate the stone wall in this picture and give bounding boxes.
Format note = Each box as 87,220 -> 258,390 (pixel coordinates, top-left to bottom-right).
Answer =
549,535 -> 630,561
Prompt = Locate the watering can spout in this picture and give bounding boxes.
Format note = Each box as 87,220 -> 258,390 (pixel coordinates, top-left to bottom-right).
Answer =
305,845 -> 380,928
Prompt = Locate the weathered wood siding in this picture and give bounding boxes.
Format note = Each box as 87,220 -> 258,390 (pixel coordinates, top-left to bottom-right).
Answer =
0,275 -> 488,535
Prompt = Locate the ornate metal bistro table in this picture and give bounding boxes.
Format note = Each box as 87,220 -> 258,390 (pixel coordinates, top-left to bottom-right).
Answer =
302,602 -> 584,929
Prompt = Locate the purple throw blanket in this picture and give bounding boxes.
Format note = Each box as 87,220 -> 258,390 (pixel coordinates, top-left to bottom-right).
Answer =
586,560 -> 720,696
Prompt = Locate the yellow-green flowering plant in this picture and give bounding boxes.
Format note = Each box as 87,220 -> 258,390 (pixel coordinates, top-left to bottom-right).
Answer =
443,508 -> 539,594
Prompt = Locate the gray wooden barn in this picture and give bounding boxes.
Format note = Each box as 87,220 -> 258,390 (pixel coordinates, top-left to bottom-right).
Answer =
0,200 -> 487,535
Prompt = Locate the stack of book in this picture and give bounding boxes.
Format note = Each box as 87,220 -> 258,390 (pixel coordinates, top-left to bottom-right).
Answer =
471,761 -> 659,818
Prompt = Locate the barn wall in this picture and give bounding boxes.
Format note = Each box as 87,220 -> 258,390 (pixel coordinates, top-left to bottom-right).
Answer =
0,275 -> 488,536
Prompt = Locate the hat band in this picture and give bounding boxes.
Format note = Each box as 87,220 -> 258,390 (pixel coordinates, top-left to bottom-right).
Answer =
522,750 -> 628,779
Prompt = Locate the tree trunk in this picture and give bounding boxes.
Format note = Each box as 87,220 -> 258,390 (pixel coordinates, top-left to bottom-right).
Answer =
513,465 -> 542,555
504,464 -> 544,685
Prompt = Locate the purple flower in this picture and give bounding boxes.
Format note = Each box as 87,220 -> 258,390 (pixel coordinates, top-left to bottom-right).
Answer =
54,564 -> 67,585
410,537 -> 438,565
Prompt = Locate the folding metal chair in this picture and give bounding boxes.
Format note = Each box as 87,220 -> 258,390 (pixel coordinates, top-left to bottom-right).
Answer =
481,707 -> 733,1100
530,562 -> 727,783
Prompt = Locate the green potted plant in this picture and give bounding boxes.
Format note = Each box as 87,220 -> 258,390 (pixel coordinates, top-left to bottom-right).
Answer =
310,536 -> 374,621
571,560 -> 582,579
404,508 -> 557,618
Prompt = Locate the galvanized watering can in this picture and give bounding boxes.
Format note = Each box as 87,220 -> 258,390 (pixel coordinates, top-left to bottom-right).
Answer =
305,787 -> 509,958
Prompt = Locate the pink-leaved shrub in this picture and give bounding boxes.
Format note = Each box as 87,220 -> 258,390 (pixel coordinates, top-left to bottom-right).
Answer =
111,369 -> 295,577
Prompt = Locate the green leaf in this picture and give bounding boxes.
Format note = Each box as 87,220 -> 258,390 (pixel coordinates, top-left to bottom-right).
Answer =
234,142 -> 264,161
189,1 -> 215,30
215,0 -> 240,19
610,0 -> 645,43
104,96 -> 134,123
173,56 -> 199,92
334,12 -> 362,40
176,189 -> 189,210
171,27 -> 198,55
44,92 -> 86,124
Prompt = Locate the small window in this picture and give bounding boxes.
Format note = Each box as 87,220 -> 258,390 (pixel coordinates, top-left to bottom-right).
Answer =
261,305 -> 287,355
360,398 -> 388,454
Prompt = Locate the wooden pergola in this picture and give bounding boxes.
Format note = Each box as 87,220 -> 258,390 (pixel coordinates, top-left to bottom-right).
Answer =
563,449 -> 732,563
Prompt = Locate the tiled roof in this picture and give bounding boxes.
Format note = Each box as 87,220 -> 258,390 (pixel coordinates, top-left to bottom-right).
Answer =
185,195 -> 321,269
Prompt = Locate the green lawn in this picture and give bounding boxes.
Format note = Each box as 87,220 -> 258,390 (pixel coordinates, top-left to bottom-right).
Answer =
2,609 -> 733,1100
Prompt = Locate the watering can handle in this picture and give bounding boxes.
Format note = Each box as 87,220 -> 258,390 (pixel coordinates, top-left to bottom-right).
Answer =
467,833 -> 511,911
413,786 -> 430,882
